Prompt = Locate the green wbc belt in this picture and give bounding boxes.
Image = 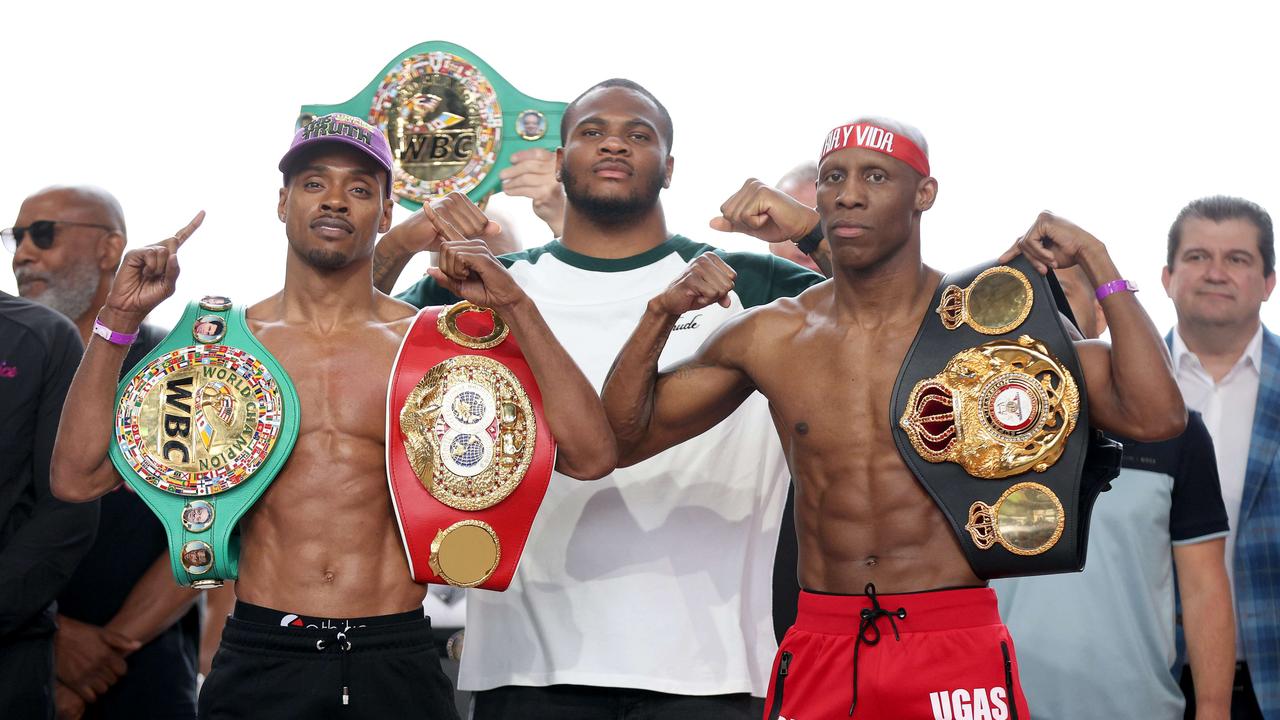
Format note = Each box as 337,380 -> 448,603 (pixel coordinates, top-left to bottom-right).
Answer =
109,296 -> 299,588
298,40 -> 566,210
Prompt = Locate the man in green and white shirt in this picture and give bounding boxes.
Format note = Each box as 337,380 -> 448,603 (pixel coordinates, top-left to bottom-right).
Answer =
376,78 -> 822,718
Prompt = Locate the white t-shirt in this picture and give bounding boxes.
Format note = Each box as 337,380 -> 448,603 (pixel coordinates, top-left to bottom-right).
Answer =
1171,324 -> 1262,659
399,236 -> 822,695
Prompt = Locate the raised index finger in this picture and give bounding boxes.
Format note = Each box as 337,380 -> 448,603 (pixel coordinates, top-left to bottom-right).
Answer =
447,194 -> 490,234
166,211 -> 206,252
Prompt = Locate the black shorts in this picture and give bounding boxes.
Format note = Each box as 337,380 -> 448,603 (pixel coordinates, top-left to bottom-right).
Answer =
198,602 -> 458,720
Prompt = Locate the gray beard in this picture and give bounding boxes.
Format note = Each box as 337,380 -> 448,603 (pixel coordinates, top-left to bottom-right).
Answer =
16,260 -> 100,321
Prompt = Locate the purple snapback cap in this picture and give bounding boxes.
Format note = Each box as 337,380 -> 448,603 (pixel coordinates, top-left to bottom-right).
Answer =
279,113 -> 395,195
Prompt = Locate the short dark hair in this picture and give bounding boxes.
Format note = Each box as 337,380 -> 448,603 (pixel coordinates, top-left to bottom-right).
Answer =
560,78 -> 673,153
1167,196 -> 1274,276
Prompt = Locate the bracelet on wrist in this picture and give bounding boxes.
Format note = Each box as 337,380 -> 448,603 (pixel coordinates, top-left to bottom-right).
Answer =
92,316 -> 139,346
1095,279 -> 1138,301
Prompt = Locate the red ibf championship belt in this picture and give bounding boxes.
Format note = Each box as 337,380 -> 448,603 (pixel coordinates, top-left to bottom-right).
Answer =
387,302 -> 555,590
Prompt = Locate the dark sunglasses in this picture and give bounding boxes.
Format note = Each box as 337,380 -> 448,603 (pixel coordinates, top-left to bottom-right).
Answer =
1,220 -> 116,253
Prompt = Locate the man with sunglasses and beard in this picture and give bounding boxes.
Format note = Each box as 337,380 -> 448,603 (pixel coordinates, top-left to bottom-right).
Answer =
376,79 -> 825,718
6,187 -> 203,720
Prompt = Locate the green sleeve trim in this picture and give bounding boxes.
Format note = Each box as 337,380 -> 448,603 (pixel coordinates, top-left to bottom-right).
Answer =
669,236 -> 823,308
544,237 -> 681,272
395,276 -> 457,309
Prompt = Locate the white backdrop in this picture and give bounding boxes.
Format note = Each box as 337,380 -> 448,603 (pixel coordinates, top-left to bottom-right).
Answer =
3,0 -> 1277,333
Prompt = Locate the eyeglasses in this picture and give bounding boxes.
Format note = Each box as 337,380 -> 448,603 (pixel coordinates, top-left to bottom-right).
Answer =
2,220 -> 117,253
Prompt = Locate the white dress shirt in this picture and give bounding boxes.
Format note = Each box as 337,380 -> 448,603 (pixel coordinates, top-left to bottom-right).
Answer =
1171,324 -> 1262,658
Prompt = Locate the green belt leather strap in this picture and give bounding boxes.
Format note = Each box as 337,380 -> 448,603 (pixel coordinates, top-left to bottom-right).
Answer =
109,297 -> 299,588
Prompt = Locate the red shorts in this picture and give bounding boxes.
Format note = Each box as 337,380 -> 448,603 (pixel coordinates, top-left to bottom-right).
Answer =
764,586 -> 1030,720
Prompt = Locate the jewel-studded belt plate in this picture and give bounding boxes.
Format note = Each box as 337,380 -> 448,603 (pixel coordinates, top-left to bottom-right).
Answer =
387,302 -> 556,590
890,257 -> 1096,579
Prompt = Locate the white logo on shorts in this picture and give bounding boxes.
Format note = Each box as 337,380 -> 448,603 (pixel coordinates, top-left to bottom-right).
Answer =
928,687 -> 1009,720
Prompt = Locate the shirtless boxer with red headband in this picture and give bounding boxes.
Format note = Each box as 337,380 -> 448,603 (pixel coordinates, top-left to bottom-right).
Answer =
602,116 -> 1187,719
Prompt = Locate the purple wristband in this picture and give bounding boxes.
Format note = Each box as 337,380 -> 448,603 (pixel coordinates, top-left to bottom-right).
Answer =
92,317 -> 139,346
1095,279 -> 1137,301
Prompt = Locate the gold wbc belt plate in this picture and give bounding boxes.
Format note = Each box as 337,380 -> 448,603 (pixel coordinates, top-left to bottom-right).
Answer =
115,346 -> 285,496
898,335 -> 1079,479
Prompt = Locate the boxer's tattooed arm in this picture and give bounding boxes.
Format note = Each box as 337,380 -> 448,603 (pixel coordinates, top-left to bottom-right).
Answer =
371,239 -> 413,294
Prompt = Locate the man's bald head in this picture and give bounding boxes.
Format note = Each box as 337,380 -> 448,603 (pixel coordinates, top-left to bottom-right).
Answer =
777,162 -> 818,197
32,185 -> 126,236
27,185 -> 127,236
11,185 -> 127,327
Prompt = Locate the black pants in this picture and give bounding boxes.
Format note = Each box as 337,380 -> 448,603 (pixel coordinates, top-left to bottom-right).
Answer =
0,633 -> 54,720
1181,661 -> 1265,719
470,684 -> 757,720
198,611 -> 458,719
85,622 -> 198,719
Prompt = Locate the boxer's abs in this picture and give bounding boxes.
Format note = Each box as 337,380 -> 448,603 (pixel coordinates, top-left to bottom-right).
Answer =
793,458 -> 980,594
231,440 -> 425,618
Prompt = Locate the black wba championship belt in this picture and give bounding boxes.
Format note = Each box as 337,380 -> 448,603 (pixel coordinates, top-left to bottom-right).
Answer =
891,256 -> 1119,579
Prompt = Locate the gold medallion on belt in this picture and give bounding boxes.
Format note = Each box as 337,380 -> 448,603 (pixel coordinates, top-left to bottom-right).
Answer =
899,335 -> 1079,480
399,354 -> 538,512
966,482 -> 1065,556
936,266 -> 1034,335
369,52 -> 502,204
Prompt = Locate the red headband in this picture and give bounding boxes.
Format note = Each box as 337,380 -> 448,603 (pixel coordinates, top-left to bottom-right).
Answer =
819,123 -> 930,177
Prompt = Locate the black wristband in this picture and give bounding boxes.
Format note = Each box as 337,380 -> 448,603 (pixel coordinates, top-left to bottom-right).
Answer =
794,223 -> 824,255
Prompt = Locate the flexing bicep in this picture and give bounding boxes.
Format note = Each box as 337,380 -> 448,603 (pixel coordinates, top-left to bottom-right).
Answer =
603,310 -> 757,466
637,352 -> 756,461
1074,338 -> 1184,440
